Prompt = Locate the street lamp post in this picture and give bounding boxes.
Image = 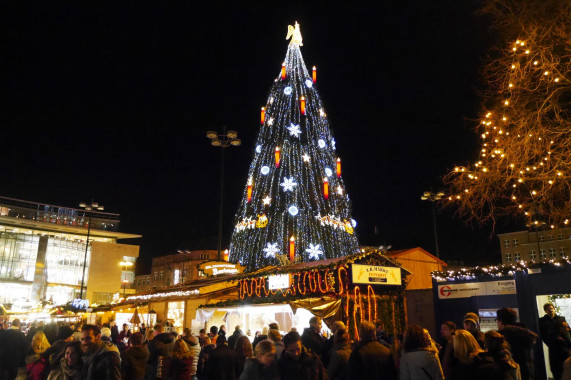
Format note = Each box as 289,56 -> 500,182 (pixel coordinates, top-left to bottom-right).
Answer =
120,261 -> 134,299
206,127 -> 241,261
421,190 -> 445,258
78,200 -> 104,300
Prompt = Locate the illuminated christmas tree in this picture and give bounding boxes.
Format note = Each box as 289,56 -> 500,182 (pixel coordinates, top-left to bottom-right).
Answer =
229,23 -> 360,271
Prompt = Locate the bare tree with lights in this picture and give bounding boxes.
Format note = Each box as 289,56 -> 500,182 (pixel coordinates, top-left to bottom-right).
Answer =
444,0 -> 570,228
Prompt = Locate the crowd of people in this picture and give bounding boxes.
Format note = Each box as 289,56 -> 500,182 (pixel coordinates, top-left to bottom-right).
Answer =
0,303 -> 569,380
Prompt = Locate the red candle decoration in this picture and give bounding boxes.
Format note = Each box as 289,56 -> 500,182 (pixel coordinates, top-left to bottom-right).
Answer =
289,236 -> 295,261
275,146 -> 281,168
300,96 -> 306,115
281,63 -> 286,80
247,182 -> 253,203
336,157 -> 341,177
323,177 -> 329,199
312,66 -> 317,83
261,107 -> 266,125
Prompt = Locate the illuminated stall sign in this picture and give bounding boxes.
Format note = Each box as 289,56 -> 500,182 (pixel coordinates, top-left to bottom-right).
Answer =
268,274 -> 290,290
198,261 -> 245,276
351,264 -> 401,285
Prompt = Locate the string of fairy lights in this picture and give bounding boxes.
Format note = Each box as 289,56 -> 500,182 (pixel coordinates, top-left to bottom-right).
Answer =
431,256 -> 571,282
229,23 -> 360,271
444,33 -> 569,228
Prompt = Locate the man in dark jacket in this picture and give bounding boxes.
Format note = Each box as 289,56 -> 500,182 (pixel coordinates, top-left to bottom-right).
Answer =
539,303 -> 568,380
0,319 -> 27,380
463,312 -> 485,348
146,324 -> 175,380
121,332 -> 150,380
227,325 -> 246,349
347,321 -> 397,380
80,324 -> 121,380
277,331 -> 327,380
496,307 -> 537,380
301,317 -> 326,357
204,336 -> 241,379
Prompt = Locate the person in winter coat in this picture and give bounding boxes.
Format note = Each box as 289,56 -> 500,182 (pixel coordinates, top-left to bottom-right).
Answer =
204,336 -> 242,380
464,312 -> 485,349
322,321 -> 346,368
47,341 -> 83,380
169,339 -> 194,380
196,336 -> 215,379
180,331 -> 201,378
80,324 -> 121,380
42,326 -> 75,370
228,326 -> 246,349
496,307 -> 537,380
0,318 -> 27,380
239,339 -> 279,380
146,324 -> 175,380
399,325 -> 444,380
26,331 -> 51,380
301,317 -> 326,357
277,331 -> 327,380
235,336 -> 254,374
450,328 -> 515,380
439,321 -> 457,379
327,327 -> 352,380
549,320 -> 571,380
484,331 -> 522,380
347,321 -> 397,380
267,329 -> 284,358
121,332 -> 150,380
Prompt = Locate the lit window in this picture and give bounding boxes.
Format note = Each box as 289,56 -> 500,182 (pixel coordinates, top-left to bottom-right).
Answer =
558,234 -> 563,239
514,253 -> 521,261
549,248 -> 556,258
513,239 -> 519,247
504,240 -> 510,247
159,271 -> 164,280
530,250 -> 537,260
505,253 -> 512,262
153,272 -> 158,281
539,236 -> 545,241
549,235 -> 554,240
560,247 -> 565,256
540,249 -> 546,259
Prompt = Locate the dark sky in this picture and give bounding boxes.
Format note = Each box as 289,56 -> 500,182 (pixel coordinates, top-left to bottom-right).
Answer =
2,2 -> 515,274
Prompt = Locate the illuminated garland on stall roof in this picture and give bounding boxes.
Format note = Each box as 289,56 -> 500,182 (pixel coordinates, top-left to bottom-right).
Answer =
431,257 -> 570,281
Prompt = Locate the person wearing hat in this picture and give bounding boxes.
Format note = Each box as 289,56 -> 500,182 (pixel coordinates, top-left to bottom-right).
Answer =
42,325 -> 75,369
463,312 -> 485,349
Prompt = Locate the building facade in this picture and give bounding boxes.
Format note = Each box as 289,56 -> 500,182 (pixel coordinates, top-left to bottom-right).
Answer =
134,250 -> 217,292
498,227 -> 571,264
0,196 -> 141,309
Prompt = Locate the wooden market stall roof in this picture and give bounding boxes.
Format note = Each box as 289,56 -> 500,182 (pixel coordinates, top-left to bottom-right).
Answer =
237,249 -> 411,279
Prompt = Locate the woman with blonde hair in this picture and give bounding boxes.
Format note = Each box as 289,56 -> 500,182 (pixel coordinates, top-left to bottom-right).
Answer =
450,329 -> 506,380
26,331 -> 51,380
170,338 -> 193,380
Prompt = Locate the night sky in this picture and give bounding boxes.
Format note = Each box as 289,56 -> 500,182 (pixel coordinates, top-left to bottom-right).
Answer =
2,2 -> 516,274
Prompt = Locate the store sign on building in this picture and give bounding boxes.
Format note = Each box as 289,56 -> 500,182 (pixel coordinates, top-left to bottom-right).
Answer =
437,280 -> 516,299
198,261 -> 245,276
351,264 -> 401,285
268,274 -> 290,290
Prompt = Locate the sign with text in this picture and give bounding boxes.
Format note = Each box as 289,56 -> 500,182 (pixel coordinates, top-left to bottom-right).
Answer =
268,274 -> 290,290
198,261 -> 245,276
438,280 -> 516,299
351,264 -> 401,285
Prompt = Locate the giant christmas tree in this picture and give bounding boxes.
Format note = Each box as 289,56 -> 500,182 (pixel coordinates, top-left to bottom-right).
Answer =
229,23 -> 360,271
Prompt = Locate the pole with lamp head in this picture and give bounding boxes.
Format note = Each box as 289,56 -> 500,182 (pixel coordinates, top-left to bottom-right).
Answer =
421,190 -> 445,258
78,200 -> 104,301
